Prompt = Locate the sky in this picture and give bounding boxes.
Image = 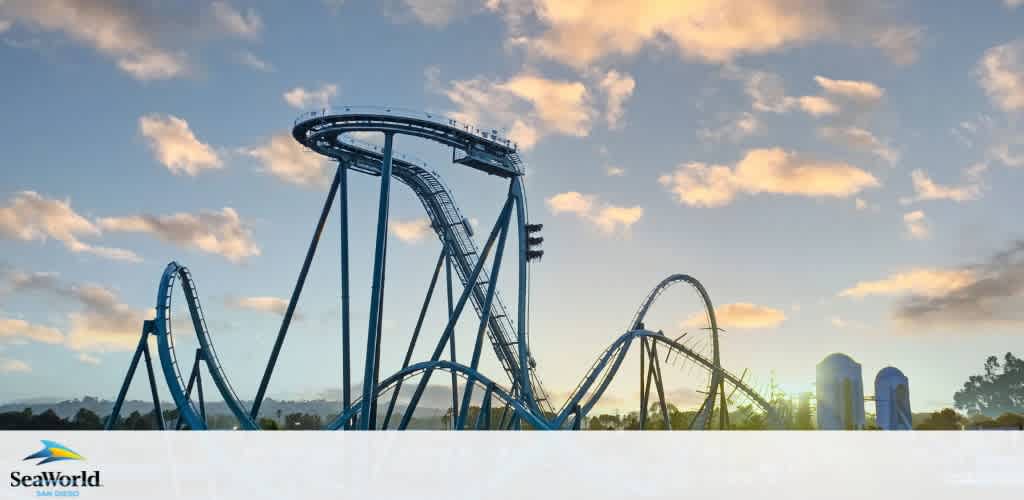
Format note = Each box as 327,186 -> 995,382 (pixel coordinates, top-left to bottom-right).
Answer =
1,0 -> 1024,416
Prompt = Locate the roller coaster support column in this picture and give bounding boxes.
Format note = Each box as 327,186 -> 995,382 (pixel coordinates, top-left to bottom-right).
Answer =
398,197 -> 513,430
512,178 -> 537,411
339,161 -> 352,423
360,132 -> 395,429
445,253 -> 459,427
106,320 -> 162,430
251,165 -> 344,419
456,183 -> 513,429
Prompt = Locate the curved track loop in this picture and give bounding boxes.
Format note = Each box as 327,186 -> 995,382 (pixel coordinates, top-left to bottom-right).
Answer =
154,262 -> 258,430
294,113 -> 551,413
553,329 -> 777,429
324,360 -> 549,430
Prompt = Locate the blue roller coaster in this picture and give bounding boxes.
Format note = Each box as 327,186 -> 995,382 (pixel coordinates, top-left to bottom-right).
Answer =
106,107 -> 780,430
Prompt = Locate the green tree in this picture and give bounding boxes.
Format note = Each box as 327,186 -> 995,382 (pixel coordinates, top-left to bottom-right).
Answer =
914,408 -> 965,430
954,352 -> 1024,417
72,408 -> 102,429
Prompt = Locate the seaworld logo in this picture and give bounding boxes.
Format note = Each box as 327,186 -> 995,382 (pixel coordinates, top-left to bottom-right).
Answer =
22,441 -> 85,466
9,441 -> 103,492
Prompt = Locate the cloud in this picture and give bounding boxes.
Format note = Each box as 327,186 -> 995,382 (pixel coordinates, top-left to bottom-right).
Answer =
546,191 -> 642,234
605,165 -> 626,176
598,70 -> 636,128
98,207 -> 259,263
814,75 -> 884,103
499,0 -> 914,67
226,296 -> 293,317
0,269 -> 148,353
1007,0 -> 1024,8
683,302 -> 786,329
283,84 -> 339,110
839,268 -> 976,298
77,352 -> 101,365
237,50 -> 274,72
243,132 -> 331,188
138,114 -> 223,176
0,317 -> 64,344
872,26 -> 923,65
740,70 -> 840,117
0,0 -> 188,80
903,210 -> 930,240
819,126 -> 899,164
698,112 -> 760,143
893,241 -> 1024,327
0,357 -> 31,373
901,169 -> 981,204
211,1 -> 263,40
976,39 -> 1024,112
436,71 -> 595,149
0,20 -> 11,33
389,218 -> 433,243
658,148 -> 879,207
0,191 -> 140,262
402,0 -> 461,27
796,96 -> 839,116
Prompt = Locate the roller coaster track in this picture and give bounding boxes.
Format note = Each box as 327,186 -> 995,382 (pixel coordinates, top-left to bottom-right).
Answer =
108,106 -> 780,430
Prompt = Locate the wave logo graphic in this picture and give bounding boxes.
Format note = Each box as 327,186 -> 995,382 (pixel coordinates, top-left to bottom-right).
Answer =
23,440 -> 86,465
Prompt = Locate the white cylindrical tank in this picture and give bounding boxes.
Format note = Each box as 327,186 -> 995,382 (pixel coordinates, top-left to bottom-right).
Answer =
816,353 -> 866,430
874,367 -> 911,430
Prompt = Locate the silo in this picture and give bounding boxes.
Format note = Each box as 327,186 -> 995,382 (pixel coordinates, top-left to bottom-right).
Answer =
815,353 -> 866,430
874,367 -> 911,430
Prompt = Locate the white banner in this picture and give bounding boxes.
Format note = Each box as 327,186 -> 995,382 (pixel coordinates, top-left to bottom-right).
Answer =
1,431 -> 1022,499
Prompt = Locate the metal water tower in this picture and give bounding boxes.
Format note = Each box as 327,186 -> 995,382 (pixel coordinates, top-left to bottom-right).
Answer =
815,353 -> 866,430
874,367 -> 912,430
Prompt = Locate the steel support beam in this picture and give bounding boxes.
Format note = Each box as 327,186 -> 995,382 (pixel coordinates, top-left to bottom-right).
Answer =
360,132 -> 395,429
251,165 -> 343,419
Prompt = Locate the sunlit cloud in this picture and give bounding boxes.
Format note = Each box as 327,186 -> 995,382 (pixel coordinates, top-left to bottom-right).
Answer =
839,268 -> 976,298
139,114 -> 223,176
0,191 -> 140,262
659,148 -> 879,207
814,75 -> 885,103
389,218 -> 434,243
872,26 -> 923,66
901,169 -> 981,204
902,210 -> 930,240
683,302 -> 786,329
77,352 -> 101,365
211,1 -> 263,40
0,317 -> 64,345
98,208 -> 260,263
598,69 -> 636,128
819,126 -> 899,165
226,296 -> 294,318
242,132 -> 331,188
546,191 -> 642,234
0,357 -> 31,373
976,39 -> 1024,112
283,84 -> 339,110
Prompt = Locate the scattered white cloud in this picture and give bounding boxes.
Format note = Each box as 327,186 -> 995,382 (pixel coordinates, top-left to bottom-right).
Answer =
0,191 -> 140,262
546,191 -> 642,234
98,208 -> 260,263
901,169 -> 981,204
0,357 -> 31,373
77,352 -> 101,365
139,114 -> 223,176
976,39 -> 1024,112
0,269 -> 148,353
437,70 -> 595,149
840,268 -> 977,298
658,148 -> 879,208
389,218 -> 433,243
0,317 -> 64,344
698,112 -> 759,142
211,1 -> 263,40
598,70 -> 636,128
0,0 -> 188,80
796,95 -> 839,116
226,296 -> 293,317
283,84 -> 339,110
497,0 -> 916,67
902,210 -> 930,240
819,126 -> 899,164
242,133 -> 331,188
814,75 -> 885,103
872,26 -> 923,65
1007,0 -> 1024,8
0,19 -> 11,33
684,302 -> 786,329
402,0 -> 461,27
237,50 -> 274,72
605,165 -> 626,176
